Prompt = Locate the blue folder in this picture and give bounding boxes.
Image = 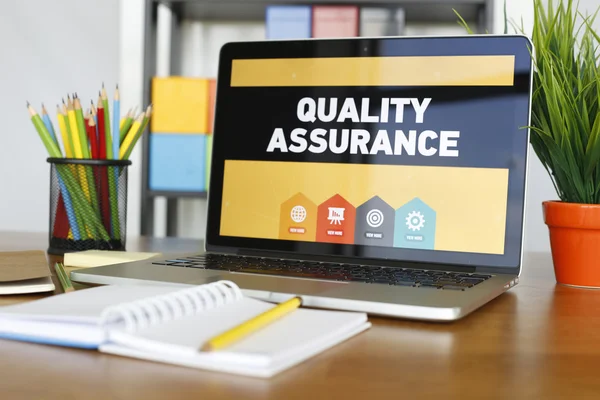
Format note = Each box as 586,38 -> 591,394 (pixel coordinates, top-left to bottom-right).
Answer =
266,5 -> 312,39
149,133 -> 207,192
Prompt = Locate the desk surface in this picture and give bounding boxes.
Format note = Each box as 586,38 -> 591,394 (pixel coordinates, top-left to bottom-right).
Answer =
1,231 -> 599,399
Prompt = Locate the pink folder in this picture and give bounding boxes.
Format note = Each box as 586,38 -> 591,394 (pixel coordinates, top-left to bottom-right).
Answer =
312,6 -> 359,38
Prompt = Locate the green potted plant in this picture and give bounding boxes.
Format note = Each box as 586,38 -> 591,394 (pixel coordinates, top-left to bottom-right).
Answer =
457,0 -> 600,288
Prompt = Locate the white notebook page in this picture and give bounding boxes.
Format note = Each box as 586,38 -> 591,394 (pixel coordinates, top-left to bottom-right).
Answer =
0,284 -> 185,324
107,297 -> 368,365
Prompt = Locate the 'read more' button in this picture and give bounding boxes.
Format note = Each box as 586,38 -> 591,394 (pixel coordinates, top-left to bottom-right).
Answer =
288,227 -> 306,234
365,232 -> 383,239
327,230 -> 343,236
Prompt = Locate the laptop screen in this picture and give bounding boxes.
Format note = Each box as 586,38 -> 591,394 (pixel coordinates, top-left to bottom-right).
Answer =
208,36 -> 533,270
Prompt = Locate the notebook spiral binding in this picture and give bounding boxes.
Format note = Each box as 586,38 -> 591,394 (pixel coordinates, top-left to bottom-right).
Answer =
99,281 -> 243,332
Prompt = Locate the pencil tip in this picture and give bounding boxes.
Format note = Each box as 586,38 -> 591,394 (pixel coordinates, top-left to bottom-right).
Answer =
116,83 -> 119,89
26,101 -> 30,107
102,82 -> 105,88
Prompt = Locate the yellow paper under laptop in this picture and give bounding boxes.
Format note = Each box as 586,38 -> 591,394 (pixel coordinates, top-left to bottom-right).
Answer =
63,250 -> 162,268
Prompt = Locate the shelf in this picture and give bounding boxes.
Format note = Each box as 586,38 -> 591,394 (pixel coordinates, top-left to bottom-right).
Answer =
167,0 -> 486,24
140,0 -> 495,236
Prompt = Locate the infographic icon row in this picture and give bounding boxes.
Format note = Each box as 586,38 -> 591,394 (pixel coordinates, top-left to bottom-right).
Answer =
279,194 -> 436,249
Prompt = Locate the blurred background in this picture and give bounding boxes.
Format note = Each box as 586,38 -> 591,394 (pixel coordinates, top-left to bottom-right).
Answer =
1,0 -> 598,254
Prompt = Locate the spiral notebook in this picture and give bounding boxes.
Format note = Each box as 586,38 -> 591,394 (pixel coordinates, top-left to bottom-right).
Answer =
0,281 -> 370,377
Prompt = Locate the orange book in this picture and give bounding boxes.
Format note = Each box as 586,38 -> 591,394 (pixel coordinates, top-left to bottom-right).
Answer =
312,6 -> 359,38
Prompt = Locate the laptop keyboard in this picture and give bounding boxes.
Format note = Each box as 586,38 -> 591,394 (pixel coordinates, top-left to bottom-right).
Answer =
152,254 -> 492,291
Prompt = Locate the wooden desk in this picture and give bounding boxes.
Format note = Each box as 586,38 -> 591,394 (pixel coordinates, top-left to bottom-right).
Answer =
1,231 -> 599,399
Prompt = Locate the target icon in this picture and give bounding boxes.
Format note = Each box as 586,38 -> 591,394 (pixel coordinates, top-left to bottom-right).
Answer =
366,209 -> 384,228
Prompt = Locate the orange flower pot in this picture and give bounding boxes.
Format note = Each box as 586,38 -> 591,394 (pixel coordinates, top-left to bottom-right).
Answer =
543,201 -> 600,288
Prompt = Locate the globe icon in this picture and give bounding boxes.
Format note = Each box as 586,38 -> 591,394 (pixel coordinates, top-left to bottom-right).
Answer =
290,205 -> 307,223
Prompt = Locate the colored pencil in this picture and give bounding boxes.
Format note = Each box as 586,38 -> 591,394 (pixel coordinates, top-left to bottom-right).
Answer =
57,105 -> 73,158
200,296 -> 302,351
120,113 -> 143,159
122,105 -> 152,160
119,108 -> 130,131
90,100 -> 99,155
86,115 -> 99,159
28,103 -> 84,240
27,83 -> 151,248
75,96 -> 99,218
54,262 -> 75,293
67,98 -> 83,159
112,85 -> 120,160
27,103 -> 61,157
95,96 -> 112,234
119,107 -> 135,144
97,95 -> 107,160
74,95 -> 90,158
101,85 -> 120,239
41,104 -> 60,154
101,84 -> 113,159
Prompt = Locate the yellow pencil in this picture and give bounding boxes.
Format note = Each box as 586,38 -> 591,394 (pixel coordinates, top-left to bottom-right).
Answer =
67,98 -> 91,202
119,108 -> 131,130
57,105 -> 73,158
67,98 -> 82,158
119,112 -> 144,159
200,296 -> 302,352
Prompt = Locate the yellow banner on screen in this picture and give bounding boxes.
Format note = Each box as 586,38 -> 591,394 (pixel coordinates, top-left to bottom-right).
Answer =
221,160 -> 509,255
230,56 -> 515,87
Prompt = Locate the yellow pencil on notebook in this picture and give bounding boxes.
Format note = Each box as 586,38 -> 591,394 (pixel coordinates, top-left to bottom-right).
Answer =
200,296 -> 302,352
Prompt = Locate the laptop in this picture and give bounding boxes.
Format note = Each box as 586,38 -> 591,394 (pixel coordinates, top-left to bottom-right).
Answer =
72,34 -> 534,321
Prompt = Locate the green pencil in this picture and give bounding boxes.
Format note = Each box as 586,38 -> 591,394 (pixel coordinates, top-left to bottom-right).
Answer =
54,262 -> 74,293
101,84 -> 113,159
119,107 -> 135,145
73,95 -> 90,159
123,105 -> 152,160
27,103 -> 62,157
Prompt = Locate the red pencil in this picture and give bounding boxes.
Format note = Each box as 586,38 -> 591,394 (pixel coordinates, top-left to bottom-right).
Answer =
53,193 -> 70,239
86,116 -> 99,159
96,94 -> 111,233
97,95 -> 107,160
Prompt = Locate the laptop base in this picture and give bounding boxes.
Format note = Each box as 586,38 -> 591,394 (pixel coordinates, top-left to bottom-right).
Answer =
71,253 -> 518,321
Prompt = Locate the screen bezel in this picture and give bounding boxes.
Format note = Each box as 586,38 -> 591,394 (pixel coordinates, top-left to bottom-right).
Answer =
205,34 -> 534,276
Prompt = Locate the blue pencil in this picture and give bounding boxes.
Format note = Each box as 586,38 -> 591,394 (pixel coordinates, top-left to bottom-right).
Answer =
57,176 -> 81,240
41,104 -> 79,239
41,104 -> 61,156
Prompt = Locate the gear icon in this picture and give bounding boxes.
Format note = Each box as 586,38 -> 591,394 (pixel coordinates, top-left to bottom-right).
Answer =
406,211 -> 425,231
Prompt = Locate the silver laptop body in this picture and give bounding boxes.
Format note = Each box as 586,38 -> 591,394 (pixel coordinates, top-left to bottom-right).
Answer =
72,35 -> 533,321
